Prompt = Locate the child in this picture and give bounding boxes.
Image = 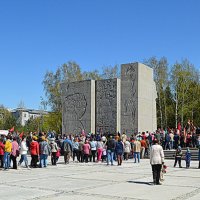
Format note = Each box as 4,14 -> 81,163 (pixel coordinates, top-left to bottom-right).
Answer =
185,147 -> 191,168
174,146 -> 183,168
160,164 -> 167,182
102,141 -> 107,162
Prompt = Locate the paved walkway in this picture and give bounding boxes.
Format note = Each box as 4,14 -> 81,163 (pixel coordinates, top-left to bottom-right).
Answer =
0,157 -> 199,200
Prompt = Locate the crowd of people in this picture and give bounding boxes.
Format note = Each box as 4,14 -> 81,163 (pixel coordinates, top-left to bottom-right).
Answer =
0,129 -> 200,185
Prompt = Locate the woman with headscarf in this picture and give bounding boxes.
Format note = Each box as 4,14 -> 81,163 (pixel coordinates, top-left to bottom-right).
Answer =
150,139 -> 164,185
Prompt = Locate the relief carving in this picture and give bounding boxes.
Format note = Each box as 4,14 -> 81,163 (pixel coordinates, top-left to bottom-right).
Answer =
64,92 -> 87,134
96,79 -> 117,133
121,63 -> 138,133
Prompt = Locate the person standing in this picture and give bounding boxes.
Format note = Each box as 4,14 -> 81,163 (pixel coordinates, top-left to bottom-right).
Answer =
121,133 -> 127,143
72,138 -> 80,162
124,140 -> 131,160
140,138 -> 147,159
30,136 -> 39,168
185,147 -> 191,168
11,137 -> 19,169
89,138 -> 97,162
115,138 -> 124,166
169,131 -> 174,149
150,139 -> 165,185
18,136 -> 30,169
106,136 -> 116,165
50,138 -> 58,165
174,133 -> 180,149
96,139 -> 103,162
174,146 -> 183,168
79,138 -> 84,163
39,136 -> 51,167
0,138 -> 5,168
4,136 -> 12,170
133,138 -> 141,163
83,140 -> 90,163
63,137 -> 73,164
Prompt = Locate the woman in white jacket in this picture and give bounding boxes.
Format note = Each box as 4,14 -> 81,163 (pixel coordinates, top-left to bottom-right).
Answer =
18,136 -> 30,169
150,139 -> 164,185
124,140 -> 131,160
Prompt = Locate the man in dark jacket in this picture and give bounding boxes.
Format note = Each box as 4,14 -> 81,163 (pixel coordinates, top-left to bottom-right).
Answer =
106,136 -> 116,165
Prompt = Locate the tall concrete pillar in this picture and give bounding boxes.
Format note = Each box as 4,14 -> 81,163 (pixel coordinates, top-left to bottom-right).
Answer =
121,62 -> 157,134
61,80 -> 95,135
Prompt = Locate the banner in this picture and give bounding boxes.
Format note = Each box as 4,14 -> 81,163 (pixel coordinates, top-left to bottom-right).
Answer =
0,130 -> 9,136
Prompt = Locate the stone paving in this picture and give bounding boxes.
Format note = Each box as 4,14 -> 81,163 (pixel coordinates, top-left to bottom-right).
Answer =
0,157 -> 199,200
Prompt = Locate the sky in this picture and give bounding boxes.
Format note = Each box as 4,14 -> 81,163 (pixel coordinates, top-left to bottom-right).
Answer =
0,0 -> 200,110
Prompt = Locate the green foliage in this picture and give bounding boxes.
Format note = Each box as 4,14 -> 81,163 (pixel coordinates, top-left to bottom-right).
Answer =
0,106 -> 16,130
42,61 -> 119,132
101,65 -> 120,79
2,58 -> 200,131
145,57 -> 200,129
43,112 -> 62,133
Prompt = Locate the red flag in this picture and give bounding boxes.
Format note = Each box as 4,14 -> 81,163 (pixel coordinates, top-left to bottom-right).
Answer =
177,122 -> 181,131
9,126 -> 14,132
19,132 -> 24,139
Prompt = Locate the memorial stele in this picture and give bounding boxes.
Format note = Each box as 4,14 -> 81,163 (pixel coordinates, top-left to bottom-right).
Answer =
61,62 -> 157,135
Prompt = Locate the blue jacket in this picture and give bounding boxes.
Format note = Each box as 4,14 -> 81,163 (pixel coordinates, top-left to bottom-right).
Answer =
115,141 -> 124,155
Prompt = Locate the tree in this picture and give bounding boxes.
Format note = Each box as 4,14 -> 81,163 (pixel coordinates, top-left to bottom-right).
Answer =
43,61 -> 123,133
144,57 -> 169,129
43,112 -> 62,133
43,61 -> 90,113
0,106 -> 16,130
82,70 -> 101,80
43,61 -> 101,133
164,85 -> 175,128
170,59 -> 196,128
101,65 -> 120,79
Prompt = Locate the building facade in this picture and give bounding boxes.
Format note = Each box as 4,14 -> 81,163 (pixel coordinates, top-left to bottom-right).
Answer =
11,108 -> 48,126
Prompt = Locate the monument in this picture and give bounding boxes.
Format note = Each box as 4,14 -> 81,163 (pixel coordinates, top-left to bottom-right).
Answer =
61,80 -> 95,135
121,62 -> 157,134
96,78 -> 121,134
61,62 -> 157,135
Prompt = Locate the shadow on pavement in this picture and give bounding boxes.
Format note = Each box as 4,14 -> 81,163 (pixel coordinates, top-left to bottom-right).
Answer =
127,180 -> 153,185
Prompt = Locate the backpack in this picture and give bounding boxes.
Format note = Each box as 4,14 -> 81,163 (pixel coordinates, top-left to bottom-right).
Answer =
90,141 -> 96,149
40,142 -> 51,155
63,141 -> 72,152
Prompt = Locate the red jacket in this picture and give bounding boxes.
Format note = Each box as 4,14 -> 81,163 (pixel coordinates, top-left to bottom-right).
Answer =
0,142 -> 5,155
30,141 -> 39,155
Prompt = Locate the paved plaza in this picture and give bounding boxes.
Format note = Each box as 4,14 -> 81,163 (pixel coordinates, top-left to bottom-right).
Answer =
0,157 -> 199,200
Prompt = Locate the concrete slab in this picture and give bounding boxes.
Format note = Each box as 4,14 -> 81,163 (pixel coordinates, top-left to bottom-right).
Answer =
0,185 -> 57,200
0,158 -> 199,200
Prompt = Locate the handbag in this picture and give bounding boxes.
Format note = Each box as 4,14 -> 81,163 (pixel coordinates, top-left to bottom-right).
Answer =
16,150 -> 20,157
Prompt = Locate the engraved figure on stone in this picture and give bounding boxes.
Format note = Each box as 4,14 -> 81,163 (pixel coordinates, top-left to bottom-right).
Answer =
122,64 -> 137,132
64,93 -> 87,134
96,80 -> 117,133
